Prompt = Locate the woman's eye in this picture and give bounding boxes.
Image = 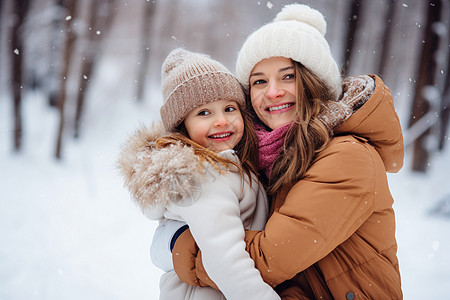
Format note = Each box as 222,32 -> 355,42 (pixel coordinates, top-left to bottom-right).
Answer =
252,79 -> 266,86
284,73 -> 295,80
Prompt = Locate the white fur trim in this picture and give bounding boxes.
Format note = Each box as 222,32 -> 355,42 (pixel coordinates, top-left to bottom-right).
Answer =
117,124 -> 204,218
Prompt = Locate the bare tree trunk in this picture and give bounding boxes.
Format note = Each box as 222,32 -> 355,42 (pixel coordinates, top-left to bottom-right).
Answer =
0,0 -> 2,73
439,40 -> 450,151
74,0 -> 117,138
55,0 -> 77,159
342,0 -> 362,75
377,1 -> 395,77
10,0 -> 31,151
438,0 -> 450,151
135,1 -> 156,101
408,0 -> 441,172
47,1 -> 66,107
441,88 -> 450,151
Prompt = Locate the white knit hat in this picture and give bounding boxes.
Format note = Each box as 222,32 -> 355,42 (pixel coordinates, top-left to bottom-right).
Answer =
236,4 -> 342,100
160,48 -> 245,131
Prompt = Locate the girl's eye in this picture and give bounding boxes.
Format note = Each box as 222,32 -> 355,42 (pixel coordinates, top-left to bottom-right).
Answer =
225,106 -> 237,113
197,110 -> 210,116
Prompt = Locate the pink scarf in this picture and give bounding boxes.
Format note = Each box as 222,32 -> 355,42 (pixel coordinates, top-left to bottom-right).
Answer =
255,123 -> 291,178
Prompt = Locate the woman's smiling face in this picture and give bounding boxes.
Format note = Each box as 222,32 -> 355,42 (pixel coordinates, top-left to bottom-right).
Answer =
249,57 -> 297,130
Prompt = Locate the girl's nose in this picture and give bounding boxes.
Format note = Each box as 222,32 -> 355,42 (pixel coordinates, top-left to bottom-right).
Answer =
265,81 -> 285,99
214,113 -> 229,127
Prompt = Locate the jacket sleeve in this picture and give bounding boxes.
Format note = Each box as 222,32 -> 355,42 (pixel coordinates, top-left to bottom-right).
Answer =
174,137 -> 381,288
150,219 -> 187,272
334,75 -> 404,173
170,171 -> 280,300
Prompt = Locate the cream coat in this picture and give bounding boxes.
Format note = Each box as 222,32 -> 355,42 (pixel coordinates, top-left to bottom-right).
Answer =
117,127 -> 280,300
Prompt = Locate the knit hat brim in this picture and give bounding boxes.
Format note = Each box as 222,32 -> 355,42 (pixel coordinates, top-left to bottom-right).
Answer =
160,72 -> 245,130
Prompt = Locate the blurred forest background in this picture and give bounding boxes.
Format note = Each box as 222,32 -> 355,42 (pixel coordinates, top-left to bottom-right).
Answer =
1,1 -> 450,298
1,0 -> 449,171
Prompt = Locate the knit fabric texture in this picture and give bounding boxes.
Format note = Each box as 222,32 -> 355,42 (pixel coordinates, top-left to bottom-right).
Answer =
255,123 -> 291,178
160,48 -> 246,131
319,75 -> 375,129
236,4 -> 342,100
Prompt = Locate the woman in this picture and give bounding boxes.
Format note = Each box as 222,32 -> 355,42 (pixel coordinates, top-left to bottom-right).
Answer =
160,4 -> 404,299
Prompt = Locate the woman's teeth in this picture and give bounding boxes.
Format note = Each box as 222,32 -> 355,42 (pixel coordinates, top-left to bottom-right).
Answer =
267,103 -> 293,111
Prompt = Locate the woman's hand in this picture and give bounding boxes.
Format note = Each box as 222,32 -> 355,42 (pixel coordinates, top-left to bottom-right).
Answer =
172,228 -> 219,289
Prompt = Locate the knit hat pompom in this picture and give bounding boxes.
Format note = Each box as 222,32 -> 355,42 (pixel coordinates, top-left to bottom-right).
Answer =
236,3 -> 342,100
274,4 -> 326,36
160,48 -> 245,131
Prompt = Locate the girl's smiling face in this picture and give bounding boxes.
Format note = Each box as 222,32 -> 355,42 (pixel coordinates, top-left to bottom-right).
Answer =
249,57 -> 297,130
184,99 -> 244,152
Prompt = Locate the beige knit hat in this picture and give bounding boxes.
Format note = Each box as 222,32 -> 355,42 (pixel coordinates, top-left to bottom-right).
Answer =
236,4 -> 342,100
160,48 -> 246,131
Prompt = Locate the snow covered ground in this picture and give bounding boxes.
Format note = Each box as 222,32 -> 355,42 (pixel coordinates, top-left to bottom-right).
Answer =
0,63 -> 165,299
1,62 -> 450,299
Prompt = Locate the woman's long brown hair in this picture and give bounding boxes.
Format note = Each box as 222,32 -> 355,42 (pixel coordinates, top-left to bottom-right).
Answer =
156,102 -> 259,184
267,62 -> 334,195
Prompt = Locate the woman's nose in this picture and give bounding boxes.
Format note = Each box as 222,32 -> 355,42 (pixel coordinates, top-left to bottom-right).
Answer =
265,81 -> 285,99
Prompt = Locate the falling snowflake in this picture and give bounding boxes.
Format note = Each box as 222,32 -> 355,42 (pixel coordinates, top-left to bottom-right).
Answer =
14,49 -> 19,55
432,241 -> 439,251
267,1 -> 273,9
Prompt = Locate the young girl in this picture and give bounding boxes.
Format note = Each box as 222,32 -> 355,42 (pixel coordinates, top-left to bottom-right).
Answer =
117,48 -> 280,300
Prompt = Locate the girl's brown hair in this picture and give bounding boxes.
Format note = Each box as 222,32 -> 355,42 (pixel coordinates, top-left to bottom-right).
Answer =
267,61 -> 333,195
156,102 -> 259,183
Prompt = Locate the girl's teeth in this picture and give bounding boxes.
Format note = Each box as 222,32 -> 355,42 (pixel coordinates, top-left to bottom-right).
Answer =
211,133 -> 231,138
268,104 -> 292,111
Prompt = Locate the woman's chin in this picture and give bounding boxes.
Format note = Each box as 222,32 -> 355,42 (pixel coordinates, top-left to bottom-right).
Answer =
265,119 -> 294,130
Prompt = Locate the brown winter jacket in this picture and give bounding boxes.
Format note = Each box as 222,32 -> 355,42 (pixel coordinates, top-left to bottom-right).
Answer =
172,75 -> 404,300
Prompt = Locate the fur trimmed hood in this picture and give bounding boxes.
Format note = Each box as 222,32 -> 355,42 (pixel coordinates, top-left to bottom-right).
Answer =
117,124 -> 204,217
